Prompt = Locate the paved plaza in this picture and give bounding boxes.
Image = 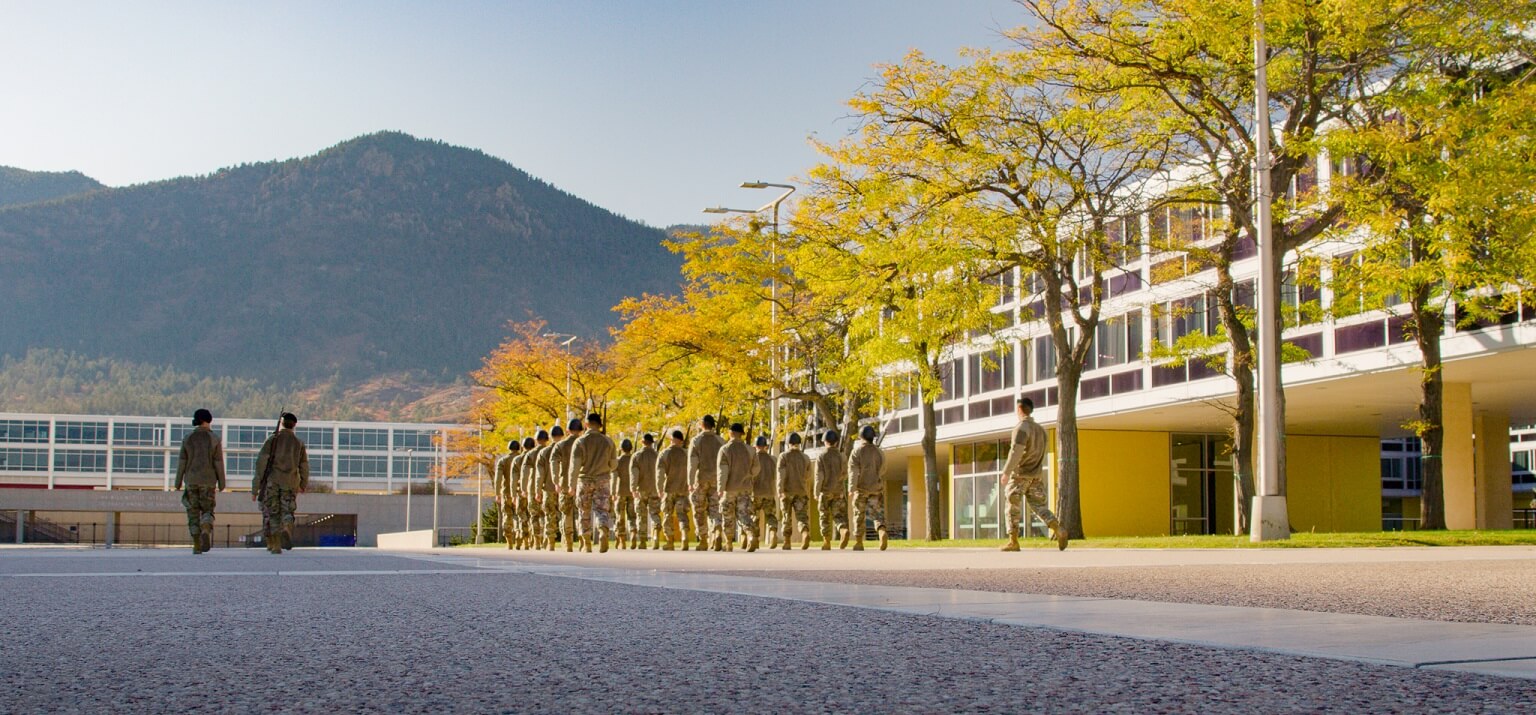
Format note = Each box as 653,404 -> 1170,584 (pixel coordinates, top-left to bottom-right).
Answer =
2,545 -> 1534,713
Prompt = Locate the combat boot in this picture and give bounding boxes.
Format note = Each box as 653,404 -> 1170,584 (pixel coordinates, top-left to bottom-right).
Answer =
599,527 -> 611,553
191,536 -> 203,554
852,535 -> 865,551
820,536 -> 831,550
800,532 -> 810,550
580,534 -> 593,553
565,534 -> 575,553
838,527 -> 850,550
767,530 -> 779,550
267,536 -> 282,554
1047,519 -> 1069,551
746,532 -> 759,553
1000,534 -> 1021,552
878,526 -> 889,551
280,528 -> 293,551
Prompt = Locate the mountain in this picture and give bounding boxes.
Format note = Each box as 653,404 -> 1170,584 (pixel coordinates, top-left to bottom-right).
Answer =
0,132 -> 681,385
0,166 -> 104,208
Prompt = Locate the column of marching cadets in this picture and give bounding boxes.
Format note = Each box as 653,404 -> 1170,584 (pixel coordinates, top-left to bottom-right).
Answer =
490,412 -> 891,553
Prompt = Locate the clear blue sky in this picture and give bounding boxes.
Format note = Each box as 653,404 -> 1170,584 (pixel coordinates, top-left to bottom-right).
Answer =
0,0 -> 1021,227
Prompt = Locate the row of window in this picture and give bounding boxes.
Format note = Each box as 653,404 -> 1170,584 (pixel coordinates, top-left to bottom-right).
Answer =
0,421 -> 447,451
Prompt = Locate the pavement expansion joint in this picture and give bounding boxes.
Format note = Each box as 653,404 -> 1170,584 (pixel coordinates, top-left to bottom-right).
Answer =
385,550 -> 1536,682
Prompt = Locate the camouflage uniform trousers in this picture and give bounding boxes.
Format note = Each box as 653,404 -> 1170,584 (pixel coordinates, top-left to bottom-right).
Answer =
779,494 -> 810,539
559,491 -> 578,542
575,478 -> 613,538
720,491 -> 755,542
660,494 -> 690,541
852,491 -> 886,532
613,494 -> 636,539
751,497 -> 779,540
1006,472 -> 1057,538
634,494 -> 662,542
515,500 -> 532,542
181,485 -> 217,539
818,493 -> 848,540
542,491 -> 562,544
262,486 -> 298,538
690,485 -> 720,541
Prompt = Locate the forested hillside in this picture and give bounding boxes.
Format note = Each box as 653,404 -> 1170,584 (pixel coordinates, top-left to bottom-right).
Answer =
0,132 -> 681,387
0,166 -> 103,208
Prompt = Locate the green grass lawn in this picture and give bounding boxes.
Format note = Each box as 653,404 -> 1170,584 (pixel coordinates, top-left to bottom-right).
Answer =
890,530 -> 1536,549
455,530 -> 1536,549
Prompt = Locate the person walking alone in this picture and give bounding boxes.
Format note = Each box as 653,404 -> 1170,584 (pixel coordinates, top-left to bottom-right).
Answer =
1001,397 -> 1069,551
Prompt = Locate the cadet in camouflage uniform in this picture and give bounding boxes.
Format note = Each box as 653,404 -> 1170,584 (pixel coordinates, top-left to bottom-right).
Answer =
1001,397 -> 1069,551
253,412 -> 309,554
776,432 -> 812,550
715,423 -> 759,551
656,430 -> 690,550
751,435 -> 779,549
496,440 -> 520,547
848,424 -> 888,551
571,412 -> 618,552
532,431 -> 559,550
518,437 -> 540,549
175,408 -> 226,554
510,441 -> 531,549
630,433 -> 661,549
612,438 -> 636,549
687,415 -> 725,551
814,429 -> 848,550
549,422 -> 579,551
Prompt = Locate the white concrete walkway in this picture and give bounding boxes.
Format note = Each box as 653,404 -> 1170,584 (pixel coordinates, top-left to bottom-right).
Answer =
397,548 -> 1536,681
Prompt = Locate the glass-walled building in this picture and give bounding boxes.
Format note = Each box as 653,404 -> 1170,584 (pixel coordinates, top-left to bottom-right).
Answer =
0,413 -> 472,494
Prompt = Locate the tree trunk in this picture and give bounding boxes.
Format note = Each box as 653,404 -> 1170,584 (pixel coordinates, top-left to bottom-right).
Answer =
1415,291 -> 1447,530
920,396 -> 943,540
1214,261 -> 1255,533
1055,363 -> 1085,539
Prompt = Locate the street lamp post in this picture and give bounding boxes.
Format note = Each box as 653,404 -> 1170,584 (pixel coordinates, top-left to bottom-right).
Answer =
1251,0 -> 1289,541
543,332 -> 579,422
704,180 -> 796,451
405,448 -> 414,533
432,439 -> 441,547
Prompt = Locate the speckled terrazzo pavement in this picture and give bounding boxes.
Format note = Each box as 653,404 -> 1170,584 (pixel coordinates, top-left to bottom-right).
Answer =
1,548 -> 1533,713
729,559 -> 1536,626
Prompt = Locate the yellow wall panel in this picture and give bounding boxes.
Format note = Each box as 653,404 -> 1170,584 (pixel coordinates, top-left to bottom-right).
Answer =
1079,430 -> 1170,537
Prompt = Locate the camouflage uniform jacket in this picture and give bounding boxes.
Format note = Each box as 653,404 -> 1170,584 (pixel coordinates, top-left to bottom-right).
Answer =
657,445 -> 689,496
630,445 -> 659,495
812,447 -> 844,499
776,448 -> 811,497
533,445 -> 556,492
613,452 -> 633,494
753,451 -> 777,498
847,441 -> 885,495
687,429 -> 724,491
494,454 -> 514,501
175,426 -> 226,490
715,438 -> 758,494
1001,416 -> 1048,479
255,429 -> 309,492
571,431 -> 616,482
550,437 -> 577,491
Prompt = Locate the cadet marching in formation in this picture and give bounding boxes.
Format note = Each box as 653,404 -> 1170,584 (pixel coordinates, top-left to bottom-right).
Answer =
491,412 -> 908,553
